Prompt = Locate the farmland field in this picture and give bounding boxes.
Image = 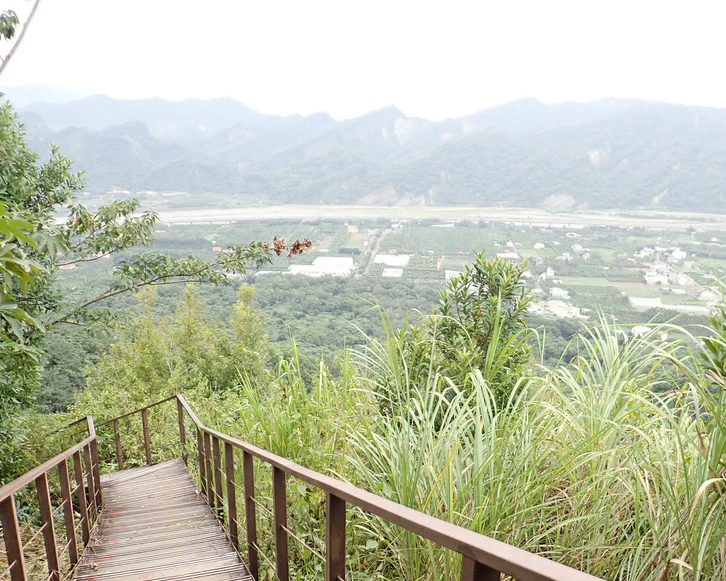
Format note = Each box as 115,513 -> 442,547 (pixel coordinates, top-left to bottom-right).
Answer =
57,212 -> 725,362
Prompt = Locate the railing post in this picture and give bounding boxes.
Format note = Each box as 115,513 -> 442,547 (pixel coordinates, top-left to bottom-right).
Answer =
197,428 -> 207,497
0,494 -> 28,581
243,451 -> 258,580
58,458 -> 79,565
87,417 -> 102,507
177,397 -> 188,465
203,431 -> 214,506
36,472 -> 61,581
113,418 -> 124,470
83,444 -> 99,516
272,466 -> 289,581
224,442 -> 238,550
461,556 -> 500,581
72,450 -> 90,545
326,493 -> 346,581
212,436 -> 223,512
141,408 -> 152,465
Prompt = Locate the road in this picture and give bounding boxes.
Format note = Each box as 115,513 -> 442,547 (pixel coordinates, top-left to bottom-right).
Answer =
360,228 -> 388,276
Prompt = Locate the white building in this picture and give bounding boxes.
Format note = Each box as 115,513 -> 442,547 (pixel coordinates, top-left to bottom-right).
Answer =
374,254 -> 411,267
644,269 -> 669,285
289,256 -> 355,277
635,247 -> 655,259
496,251 -> 520,260
547,301 -> 581,318
381,268 -> 404,278
539,267 -> 555,280
698,288 -> 721,304
672,273 -> 695,287
445,270 -> 463,281
631,326 -> 651,337
529,300 -> 583,318
550,287 -> 570,299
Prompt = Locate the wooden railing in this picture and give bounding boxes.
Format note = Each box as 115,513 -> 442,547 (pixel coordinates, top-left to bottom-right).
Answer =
94,395 -> 602,581
0,418 -> 101,581
2,396 -> 603,581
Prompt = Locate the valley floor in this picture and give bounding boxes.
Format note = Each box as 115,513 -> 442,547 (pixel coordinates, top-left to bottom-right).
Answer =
153,204 -> 726,231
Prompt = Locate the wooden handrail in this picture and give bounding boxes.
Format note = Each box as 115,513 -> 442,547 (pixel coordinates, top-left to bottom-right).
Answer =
174,395 -> 601,581
54,395 -> 603,581
94,394 -> 177,428
59,416 -> 89,431
0,433 -> 94,500
0,416 -> 101,581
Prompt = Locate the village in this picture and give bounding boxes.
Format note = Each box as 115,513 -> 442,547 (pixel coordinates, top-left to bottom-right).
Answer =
194,218 -> 726,322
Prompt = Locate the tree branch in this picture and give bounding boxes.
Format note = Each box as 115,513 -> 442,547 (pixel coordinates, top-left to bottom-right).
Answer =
57,251 -> 114,267
0,0 -> 42,76
53,319 -> 85,327
49,267 -> 220,325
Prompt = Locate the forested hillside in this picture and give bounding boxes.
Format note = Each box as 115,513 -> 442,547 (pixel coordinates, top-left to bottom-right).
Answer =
9,92 -> 726,212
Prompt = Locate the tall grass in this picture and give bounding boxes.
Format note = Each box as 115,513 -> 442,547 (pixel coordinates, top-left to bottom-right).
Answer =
347,319 -> 725,581
30,313 -> 724,580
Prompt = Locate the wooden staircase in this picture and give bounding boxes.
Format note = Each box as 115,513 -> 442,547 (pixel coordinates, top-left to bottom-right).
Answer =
1,395 -> 602,581
76,460 -> 252,581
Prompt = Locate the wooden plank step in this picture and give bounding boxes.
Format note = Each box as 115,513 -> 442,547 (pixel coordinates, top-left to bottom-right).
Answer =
76,459 -> 252,581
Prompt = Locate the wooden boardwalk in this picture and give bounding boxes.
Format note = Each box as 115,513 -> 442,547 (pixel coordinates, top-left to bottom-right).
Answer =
75,459 -> 253,581
1,396 -> 602,581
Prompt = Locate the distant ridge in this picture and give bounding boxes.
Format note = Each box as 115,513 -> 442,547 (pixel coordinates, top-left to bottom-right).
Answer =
5,91 -> 726,212
16,94 -> 274,142
0,84 -> 93,106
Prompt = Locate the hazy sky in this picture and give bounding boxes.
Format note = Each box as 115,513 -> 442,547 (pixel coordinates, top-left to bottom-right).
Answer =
1,0 -> 725,120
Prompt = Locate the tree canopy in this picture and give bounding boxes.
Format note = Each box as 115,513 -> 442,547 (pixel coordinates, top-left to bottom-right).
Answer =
0,99 -> 312,480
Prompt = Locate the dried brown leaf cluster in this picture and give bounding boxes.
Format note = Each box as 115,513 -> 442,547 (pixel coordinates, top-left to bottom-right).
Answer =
286,238 -> 313,257
264,236 -> 313,257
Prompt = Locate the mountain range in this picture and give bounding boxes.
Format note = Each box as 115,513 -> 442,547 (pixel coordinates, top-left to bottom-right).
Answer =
3,88 -> 726,212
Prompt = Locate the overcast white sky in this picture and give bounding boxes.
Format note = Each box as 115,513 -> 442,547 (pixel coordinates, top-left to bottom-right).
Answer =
1,0 -> 725,120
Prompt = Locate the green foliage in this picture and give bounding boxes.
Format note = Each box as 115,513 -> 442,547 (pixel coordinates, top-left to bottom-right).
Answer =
0,10 -> 19,40
54,243 -> 272,327
353,257 -> 534,428
75,286 -> 268,417
36,326 -> 106,413
0,100 -> 81,481
57,295 -> 377,578
230,285 -> 269,381
0,98 -> 280,481
0,202 -> 45,339
252,275 -> 440,363
53,286 -> 269,470
222,350 -> 374,580
433,255 -> 533,399
694,304 -> 726,523
64,199 -> 157,257
699,303 -> 726,383
361,255 -> 534,417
